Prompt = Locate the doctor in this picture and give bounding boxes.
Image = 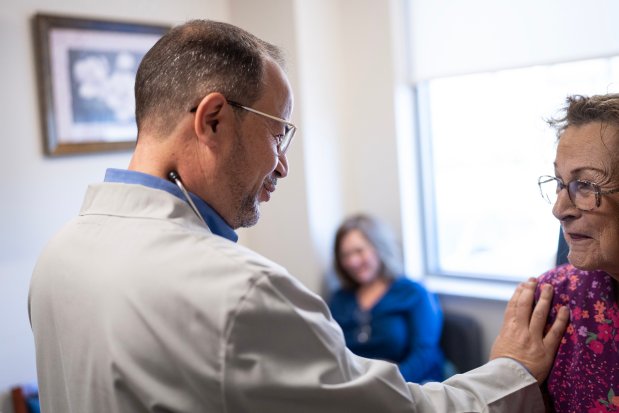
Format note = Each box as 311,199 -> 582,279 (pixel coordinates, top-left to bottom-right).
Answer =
30,19 -> 568,413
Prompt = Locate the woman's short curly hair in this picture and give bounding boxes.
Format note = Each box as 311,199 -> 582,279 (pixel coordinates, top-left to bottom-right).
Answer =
548,93 -> 619,138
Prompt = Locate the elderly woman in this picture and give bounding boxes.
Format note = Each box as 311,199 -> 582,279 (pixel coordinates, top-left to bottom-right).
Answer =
537,94 -> 619,413
328,214 -> 444,383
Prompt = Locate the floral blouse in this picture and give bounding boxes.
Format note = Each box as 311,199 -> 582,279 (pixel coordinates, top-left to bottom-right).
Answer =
536,264 -> 619,413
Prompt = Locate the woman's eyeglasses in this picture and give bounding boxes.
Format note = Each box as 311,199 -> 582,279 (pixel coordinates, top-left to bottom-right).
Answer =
538,175 -> 619,211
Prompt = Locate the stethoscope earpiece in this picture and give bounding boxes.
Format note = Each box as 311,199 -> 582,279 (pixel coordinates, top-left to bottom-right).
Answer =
168,171 -> 206,226
168,171 -> 180,182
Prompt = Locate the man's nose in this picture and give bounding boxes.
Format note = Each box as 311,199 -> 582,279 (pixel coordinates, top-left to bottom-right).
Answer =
275,151 -> 289,178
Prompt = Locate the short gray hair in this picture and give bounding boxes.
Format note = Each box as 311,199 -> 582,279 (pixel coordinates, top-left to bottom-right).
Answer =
135,19 -> 284,136
548,93 -> 619,138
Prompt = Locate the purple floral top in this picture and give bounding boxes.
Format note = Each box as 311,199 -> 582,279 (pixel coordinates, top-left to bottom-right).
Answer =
536,264 -> 619,413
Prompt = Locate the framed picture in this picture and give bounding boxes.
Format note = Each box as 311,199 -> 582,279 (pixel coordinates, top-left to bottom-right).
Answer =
33,13 -> 169,156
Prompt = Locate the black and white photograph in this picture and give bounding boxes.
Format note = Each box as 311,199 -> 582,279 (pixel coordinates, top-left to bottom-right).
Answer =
33,14 -> 169,155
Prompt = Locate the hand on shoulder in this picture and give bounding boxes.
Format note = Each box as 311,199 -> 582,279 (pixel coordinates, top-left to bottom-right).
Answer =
490,278 -> 569,384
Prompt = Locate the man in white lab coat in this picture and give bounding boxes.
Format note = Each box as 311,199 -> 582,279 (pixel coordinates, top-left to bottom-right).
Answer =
29,19 -> 568,413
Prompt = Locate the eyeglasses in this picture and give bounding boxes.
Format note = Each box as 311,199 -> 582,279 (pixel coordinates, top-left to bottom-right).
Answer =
537,175 -> 619,211
190,99 -> 296,154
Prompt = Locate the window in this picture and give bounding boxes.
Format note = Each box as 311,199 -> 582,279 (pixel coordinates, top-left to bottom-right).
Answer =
416,57 -> 619,282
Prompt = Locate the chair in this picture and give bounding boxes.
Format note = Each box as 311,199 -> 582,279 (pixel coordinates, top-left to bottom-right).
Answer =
440,311 -> 484,374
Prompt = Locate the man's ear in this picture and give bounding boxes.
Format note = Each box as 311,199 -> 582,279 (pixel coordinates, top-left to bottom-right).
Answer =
193,93 -> 229,146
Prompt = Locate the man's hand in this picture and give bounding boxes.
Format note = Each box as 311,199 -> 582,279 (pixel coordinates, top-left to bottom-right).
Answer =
489,278 -> 569,384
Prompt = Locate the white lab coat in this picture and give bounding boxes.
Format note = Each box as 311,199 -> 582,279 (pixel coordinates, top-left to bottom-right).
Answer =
29,183 -> 544,412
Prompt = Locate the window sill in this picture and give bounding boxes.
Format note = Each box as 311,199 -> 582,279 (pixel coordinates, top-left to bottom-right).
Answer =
425,274 -> 518,301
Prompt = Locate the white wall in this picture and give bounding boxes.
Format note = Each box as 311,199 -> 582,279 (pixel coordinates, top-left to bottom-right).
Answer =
0,0 -> 228,410
409,0 -> 619,81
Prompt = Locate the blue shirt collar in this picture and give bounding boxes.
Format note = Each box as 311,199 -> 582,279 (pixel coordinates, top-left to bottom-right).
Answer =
104,168 -> 238,242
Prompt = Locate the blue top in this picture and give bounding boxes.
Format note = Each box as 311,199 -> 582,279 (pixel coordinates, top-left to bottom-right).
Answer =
104,168 -> 238,242
329,277 -> 444,383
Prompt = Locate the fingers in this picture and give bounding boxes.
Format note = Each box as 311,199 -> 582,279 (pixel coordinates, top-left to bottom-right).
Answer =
543,305 -> 570,351
511,278 -> 538,327
529,284 -> 553,337
503,280 -> 525,322
491,278 -> 568,384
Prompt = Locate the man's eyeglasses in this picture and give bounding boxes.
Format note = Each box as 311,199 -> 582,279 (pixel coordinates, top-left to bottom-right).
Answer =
190,100 -> 296,154
537,175 -> 619,211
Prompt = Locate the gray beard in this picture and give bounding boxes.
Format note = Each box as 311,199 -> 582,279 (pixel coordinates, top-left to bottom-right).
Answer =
234,174 -> 278,228
227,128 -> 263,229
235,193 -> 260,228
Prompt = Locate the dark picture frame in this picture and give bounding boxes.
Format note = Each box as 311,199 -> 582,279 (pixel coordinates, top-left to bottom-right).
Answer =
33,13 -> 169,156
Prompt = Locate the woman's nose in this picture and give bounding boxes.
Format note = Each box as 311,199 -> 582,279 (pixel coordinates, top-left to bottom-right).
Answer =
552,187 -> 580,221
344,253 -> 362,268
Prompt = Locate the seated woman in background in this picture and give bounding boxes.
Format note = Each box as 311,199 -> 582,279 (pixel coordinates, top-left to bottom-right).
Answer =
536,93 -> 619,413
328,214 -> 444,383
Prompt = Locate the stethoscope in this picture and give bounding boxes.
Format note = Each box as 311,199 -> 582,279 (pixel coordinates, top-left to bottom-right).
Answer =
167,171 -> 207,226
